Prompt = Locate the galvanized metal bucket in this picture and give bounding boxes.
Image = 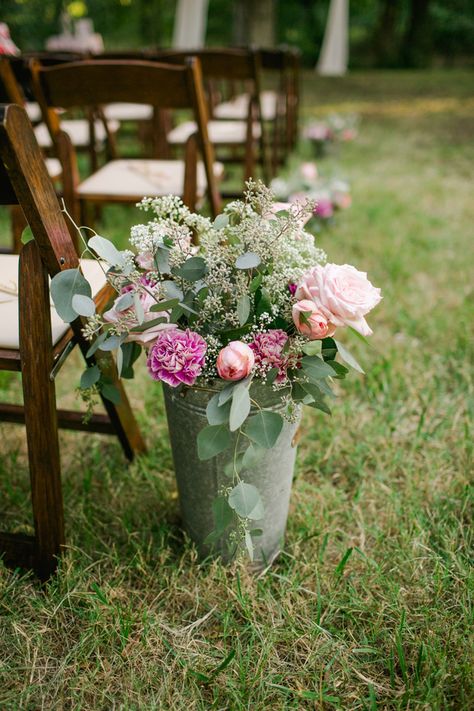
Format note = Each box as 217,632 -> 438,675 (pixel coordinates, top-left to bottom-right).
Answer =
163,381 -> 301,569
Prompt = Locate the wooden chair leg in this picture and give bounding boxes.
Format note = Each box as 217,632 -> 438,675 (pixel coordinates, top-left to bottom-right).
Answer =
19,240 -> 65,580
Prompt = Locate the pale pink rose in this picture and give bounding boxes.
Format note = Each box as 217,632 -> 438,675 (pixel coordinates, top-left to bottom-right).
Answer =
332,191 -> 352,210
104,281 -> 174,347
300,162 -> 318,181
295,264 -> 382,336
216,341 -> 255,381
136,252 -> 155,270
292,299 -> 335,340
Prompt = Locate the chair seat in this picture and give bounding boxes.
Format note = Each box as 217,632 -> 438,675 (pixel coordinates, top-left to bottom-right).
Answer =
34,119 -> 120,149
77,159 -> 224,201
45,158 -> 62,180
0,256 -> 107,350
214,91 -> 278,121
167,119 -> 261,146
25,102 -> 42,123
103,103 -> 154,122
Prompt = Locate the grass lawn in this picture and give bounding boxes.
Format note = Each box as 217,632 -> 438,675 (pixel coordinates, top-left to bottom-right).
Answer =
0,70 -> 473,709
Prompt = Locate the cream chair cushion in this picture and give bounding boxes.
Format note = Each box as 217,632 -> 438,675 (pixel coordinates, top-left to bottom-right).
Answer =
167,119 -> 261,146
77,159 -> 224,201
0,256 -> 107,350
25,101 -> 42,123
34,119 -> 120,149
214,91 -> 277,121
103,103 -> 153,122
45,158 -> 62,180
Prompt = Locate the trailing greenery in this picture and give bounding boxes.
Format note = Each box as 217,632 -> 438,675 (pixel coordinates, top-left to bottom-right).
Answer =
0,69 -> 473,708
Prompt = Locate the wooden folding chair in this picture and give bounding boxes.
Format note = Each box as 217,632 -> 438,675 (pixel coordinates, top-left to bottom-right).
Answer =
31,58 -> 221,234
212,47 -> 301,172
0,104 -> 146,581
156,48 -> 271,192
1,55 -> 118,176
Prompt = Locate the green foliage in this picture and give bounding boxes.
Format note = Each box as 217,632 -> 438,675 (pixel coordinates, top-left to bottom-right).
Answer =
50,268 -> 92,323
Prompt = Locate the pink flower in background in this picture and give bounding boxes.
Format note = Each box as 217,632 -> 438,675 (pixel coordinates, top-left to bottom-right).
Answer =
300,162 -> 318,181
292,300 -> 335,340
304,123 -> 331,142
314,197 -> 334,220
342,128 -> 357,141
147,329 -> 207,386
250,329 -> 290,382
216,341 -> 254,381
295,264 -> 382,336
332,191 -> 352,210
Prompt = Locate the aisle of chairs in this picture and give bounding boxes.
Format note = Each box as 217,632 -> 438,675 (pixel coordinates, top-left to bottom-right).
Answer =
0,45 -> 300,579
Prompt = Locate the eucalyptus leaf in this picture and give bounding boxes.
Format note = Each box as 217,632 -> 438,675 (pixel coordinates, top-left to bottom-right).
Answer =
130,316 -> 167,333
236,294 -> 251,326
71,294 -> 96,317
197,424 -> 231,461
206,392 -> 231,425
244,411 -> 283,449
228,482 -> 264,520
86,331 -> 108,357
235,252 -> 261,270
100,382 -> 121,405
116,344 -> 124,376
301,355 -> 336,381
229,379 -> 251,432
115,291 -> 134,312
172,256 -> 207,282
133,293 -> 145,325
218,383 -> 236,406
80,364 -> 100,389
255,287 -> 272,318
335,339 -> 365,374
150,298 -> 180,312
88,235 -> 125,267
302,340 -> 323,357
50,268 -> 92,323
241,442 -> 266,469
213,213 -> 229,230
154,245 -> 171,273
99,335 -> 122,351
249,273 -> 263,293
162,281 -> 184,300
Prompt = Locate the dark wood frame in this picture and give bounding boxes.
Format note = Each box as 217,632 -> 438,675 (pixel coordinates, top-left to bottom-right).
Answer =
0,104 -> 146,581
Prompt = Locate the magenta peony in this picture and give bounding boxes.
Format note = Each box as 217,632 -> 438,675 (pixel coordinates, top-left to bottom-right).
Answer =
295,264 -> 382,336
250,330 -> 292,382
147,329 -> 207,386
216,341 -> 255,381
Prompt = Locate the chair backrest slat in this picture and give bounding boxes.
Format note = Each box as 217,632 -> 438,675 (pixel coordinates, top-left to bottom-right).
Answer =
33,60 -> 199,110
0,104 -> 78,275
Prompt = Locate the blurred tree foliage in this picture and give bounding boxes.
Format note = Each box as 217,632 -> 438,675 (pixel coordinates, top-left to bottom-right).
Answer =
2,0 -> 473,67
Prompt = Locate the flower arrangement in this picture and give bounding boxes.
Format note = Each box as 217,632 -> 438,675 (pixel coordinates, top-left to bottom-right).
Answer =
303,114 -> 359,155
271,162 -> 352,227
51,181 -> 381,560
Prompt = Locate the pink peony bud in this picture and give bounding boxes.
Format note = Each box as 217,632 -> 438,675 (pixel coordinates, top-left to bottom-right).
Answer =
292,299 -> 335,340
216,341 -> 255,381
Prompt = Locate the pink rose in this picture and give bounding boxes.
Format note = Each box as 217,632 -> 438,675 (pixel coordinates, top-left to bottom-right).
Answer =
292,299 -> 335,340
216,341 -> 255,381
300,162 -> 318,181
295,264 -> 382,336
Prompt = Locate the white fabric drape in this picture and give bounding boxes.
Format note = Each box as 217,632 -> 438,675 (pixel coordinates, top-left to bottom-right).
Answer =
172,0 -> 209,49
317,0 -> 349,76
